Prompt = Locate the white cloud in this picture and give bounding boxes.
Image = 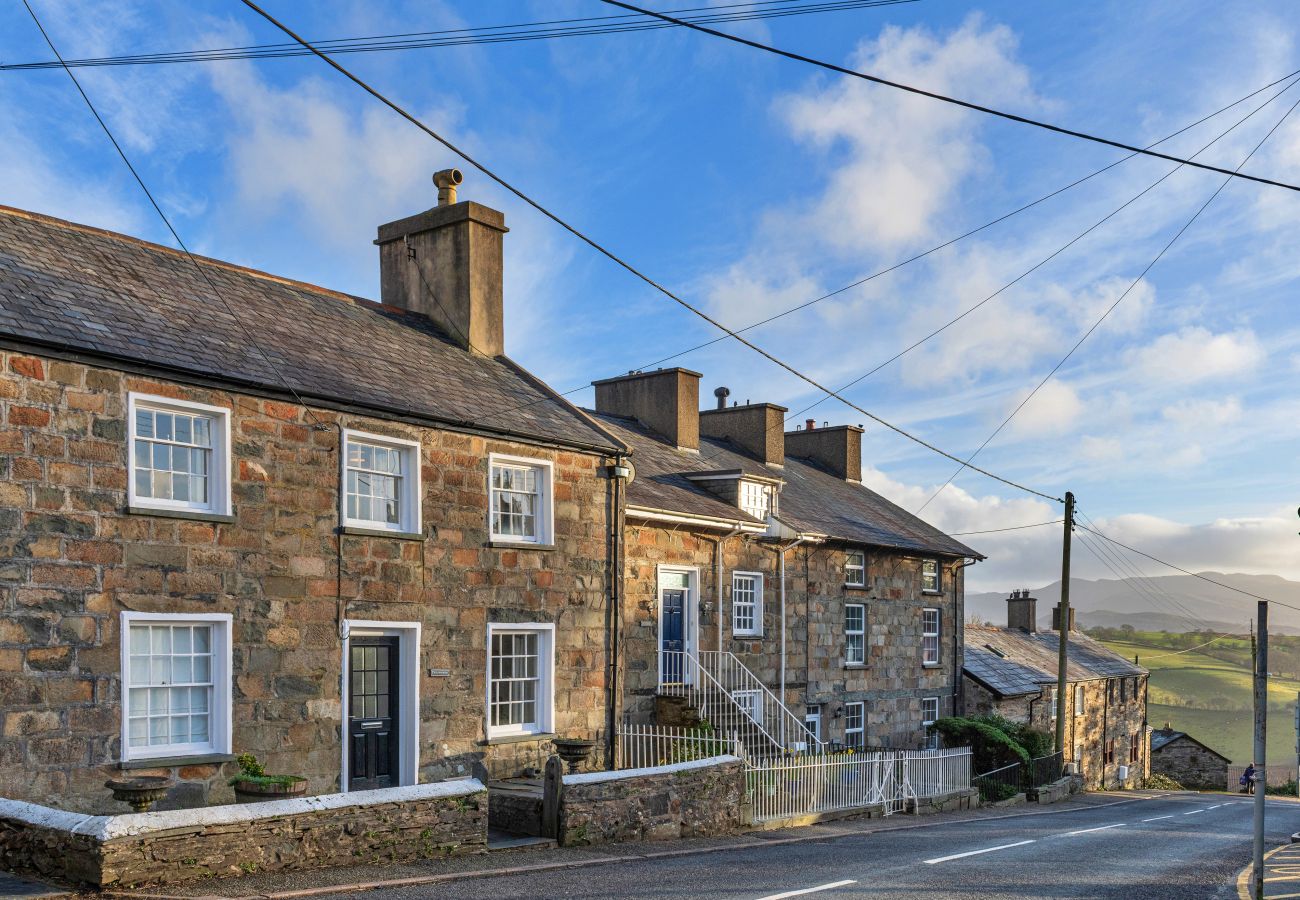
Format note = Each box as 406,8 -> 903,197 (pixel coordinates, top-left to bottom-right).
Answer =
1002,379 -> 1083,437
1132,326 -> 1263,383
1162,396 -> 1243,428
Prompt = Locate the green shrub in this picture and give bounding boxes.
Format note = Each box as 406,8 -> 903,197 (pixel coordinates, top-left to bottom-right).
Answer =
1143,773 -> 1184,790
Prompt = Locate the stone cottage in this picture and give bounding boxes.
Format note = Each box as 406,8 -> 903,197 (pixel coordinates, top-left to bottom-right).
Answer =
1150,726 -> 1230,790
963,590 -> 1149,787
585,369 -> 979,753
0,181 -> 630,813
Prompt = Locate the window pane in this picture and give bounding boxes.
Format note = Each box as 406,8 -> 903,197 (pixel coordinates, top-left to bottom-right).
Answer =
135,410 -> 154,438
155,413 -> 173,441
175,415 -> 192,444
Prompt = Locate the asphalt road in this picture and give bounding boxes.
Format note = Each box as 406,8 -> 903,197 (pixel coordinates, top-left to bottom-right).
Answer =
311,794 -> 1300,900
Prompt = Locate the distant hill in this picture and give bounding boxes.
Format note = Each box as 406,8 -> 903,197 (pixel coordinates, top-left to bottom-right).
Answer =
966,573 -> 1300,635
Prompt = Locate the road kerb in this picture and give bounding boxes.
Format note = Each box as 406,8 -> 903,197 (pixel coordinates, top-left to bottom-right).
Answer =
1236,841 -> 1300,899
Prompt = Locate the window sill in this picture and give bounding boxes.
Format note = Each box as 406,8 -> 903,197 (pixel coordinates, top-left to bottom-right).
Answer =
488,540 -> 556,551
843,584 -> 869,591
843,663 -> 868,670
733,632 -> 764,640
341,525 -> 424,541
479,731 -> 557,747
921,590 -> 943,596
120,752 -> 235,770
126,505 -> 235,524
921,663 -> 942,669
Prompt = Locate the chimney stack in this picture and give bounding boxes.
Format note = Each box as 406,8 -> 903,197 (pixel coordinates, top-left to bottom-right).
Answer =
1007,589 -> 1037,632
699,400 -> 787,467
593,368 -> 702,451
1052,602 -> 1076,632
375,170 -> 508,356
784,423 -> 863,482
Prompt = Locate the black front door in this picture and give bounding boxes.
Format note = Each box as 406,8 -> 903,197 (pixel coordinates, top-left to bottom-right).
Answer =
661,588 -> 686,683
348,637 -> 399,791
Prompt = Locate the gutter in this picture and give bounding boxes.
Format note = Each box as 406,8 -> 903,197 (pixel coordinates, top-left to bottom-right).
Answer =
625,505 -> 767,533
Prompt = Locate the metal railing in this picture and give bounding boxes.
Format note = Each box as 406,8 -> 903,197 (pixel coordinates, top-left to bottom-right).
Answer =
657,650 -> 823,757
616,722 -> 742,770
746,747 -> 971,823
1027,751 -> 1064,789
973,762 -> 1022,802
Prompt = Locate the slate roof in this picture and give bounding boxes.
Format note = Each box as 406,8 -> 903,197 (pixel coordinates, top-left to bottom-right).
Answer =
0,206 -> 621,452
964,624 -> 1147,698
778,455 -> 978,558
1150,729 -> 1185,752
587,409 -> 977,556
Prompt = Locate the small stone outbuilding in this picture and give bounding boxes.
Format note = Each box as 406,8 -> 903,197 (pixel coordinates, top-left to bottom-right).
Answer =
1150,726 -> 1230,790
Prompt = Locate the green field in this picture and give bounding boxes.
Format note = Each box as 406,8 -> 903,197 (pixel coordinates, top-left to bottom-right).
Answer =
1099,635 -> 1300,766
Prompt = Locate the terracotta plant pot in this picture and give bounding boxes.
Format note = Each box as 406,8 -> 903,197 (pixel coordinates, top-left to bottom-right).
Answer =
231,776 -> 309,804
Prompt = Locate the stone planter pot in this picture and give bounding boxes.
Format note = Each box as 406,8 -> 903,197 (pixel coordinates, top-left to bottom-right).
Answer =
231,777 -> 309,804
551,738 -> 596,774
105,776 -> 174,813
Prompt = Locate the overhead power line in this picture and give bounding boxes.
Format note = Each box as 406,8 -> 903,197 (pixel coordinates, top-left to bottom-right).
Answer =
17,0 -> 325,431
1074,521 -> 1300,614
0,0 -> 914,71
599,0 -> 1300,194
790,69 -> 1300,426
946,519 -> 1061,536
478,66 -> 1300,427
913,87 -> 1300,514
236,0 -> 1061,504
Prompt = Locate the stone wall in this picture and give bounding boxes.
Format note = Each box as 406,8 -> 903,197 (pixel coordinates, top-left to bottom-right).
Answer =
1152,735 -> 1228,790
620,522 -> 963,750
557,755 -> 744,846
0,350 -> 615,811
0,779 -> 487,887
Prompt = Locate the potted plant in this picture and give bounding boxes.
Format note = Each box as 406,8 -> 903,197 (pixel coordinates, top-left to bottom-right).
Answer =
228,753 -> 308,804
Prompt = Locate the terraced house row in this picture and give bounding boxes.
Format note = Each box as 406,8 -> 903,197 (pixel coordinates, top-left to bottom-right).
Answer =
0,181 -> 983,815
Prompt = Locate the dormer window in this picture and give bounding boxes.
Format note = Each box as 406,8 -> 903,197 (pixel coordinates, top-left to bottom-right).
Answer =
739,480 -> 773,521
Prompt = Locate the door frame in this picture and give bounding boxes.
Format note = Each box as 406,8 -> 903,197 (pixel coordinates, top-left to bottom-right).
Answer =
656,565 -> 700,686
341,619 -> 420,791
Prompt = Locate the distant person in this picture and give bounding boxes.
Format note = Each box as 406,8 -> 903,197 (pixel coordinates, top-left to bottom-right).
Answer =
1242,762 -> 1257,794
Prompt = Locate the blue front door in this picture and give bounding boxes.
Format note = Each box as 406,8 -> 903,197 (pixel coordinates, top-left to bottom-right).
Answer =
660,571 -> 691,684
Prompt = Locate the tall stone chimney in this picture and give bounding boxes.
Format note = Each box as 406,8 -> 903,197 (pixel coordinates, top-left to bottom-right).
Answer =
1052,602 -> 1076,632
592,368 -> 701,451
699,400 -> 786,466
1006,588 -> 1037,632
784,423 -> 863,482
375,169 -> 508,356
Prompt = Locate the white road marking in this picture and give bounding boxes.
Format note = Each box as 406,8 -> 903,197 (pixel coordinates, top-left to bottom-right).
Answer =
1064,823 -> 1127,836
756,880 -> 858,899
1142,815 -> 1175,822
923,840 -> 1036,864
1206,804 -> 1222,809
1183,809 -> 1206,815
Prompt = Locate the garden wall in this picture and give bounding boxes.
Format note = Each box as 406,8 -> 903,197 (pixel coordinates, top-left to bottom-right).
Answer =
558,755 -> 744,846
0,778 -> 486,887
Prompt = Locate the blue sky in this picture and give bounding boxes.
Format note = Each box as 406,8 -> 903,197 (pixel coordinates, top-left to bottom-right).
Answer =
2,0 -> 1298,591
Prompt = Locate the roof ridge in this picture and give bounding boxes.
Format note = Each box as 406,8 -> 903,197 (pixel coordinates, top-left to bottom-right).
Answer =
0,203 -> 387,311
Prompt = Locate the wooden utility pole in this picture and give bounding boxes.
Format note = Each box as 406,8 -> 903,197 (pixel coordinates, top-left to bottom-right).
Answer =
1252,600 -> 1268,900
1055,491 -> 1074,756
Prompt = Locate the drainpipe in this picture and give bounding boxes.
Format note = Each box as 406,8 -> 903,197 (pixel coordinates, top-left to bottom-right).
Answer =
715,526 -> 746,656
604,453 -> 629,770
778,537 -> 807,746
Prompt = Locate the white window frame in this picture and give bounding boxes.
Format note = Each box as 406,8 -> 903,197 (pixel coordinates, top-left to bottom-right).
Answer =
845,603 -> 866,666
844,701 -> 865,748
922,607 -> 941,666
731,571 -> 764,637
922,696 -> 940,749
119,611 -> 232,763
485,622 -> 555,739
921,558 -> 941,594
1049,686 -> 1059,721
488,453 -> 555,545
805,705 -> 822,743
844,549 -> 866,587
738,480 -> 774,521
341,428 -> 422,534
127,393 -> 231,516
732,689 -> 764,729
1074,684 -> 1086,717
